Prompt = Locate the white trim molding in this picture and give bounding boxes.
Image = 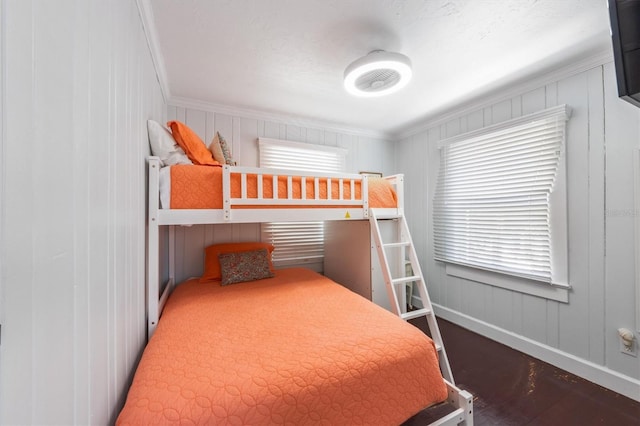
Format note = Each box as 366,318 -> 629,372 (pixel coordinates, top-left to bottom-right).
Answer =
446,264 -> 570,303
135,0 -> 170,102
434,304 -> 640,402
169,96 -> 392,141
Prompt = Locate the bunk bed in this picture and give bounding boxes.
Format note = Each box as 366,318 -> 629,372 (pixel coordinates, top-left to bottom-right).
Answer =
117,132 -> 473,424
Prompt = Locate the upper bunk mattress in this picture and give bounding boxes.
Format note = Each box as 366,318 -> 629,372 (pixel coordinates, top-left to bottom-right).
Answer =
159,164 -> 398,209
117,268 -> 447,425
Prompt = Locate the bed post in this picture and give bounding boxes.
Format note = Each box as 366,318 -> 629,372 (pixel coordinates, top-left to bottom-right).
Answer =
395,174 -> 404,215
168,225 -> 175,285
223,164 -> 231,221
147,156 -> 161,339
362,175 -> 369,218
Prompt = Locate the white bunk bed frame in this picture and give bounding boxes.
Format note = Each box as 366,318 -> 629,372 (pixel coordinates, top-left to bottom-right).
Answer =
146,156 -> 473,426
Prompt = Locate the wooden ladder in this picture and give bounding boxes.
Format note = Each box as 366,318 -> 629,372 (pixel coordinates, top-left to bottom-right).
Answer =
369,210 -> 454,384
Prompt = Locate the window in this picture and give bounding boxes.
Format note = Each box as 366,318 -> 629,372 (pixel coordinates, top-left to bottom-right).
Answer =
259,138 -> 347,271
433,105 -> 570,297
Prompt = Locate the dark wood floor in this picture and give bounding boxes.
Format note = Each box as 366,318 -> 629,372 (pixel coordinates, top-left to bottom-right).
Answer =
403,318 -> 640,426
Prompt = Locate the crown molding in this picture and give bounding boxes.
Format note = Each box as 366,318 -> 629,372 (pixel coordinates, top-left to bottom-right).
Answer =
136,0 -> 171,102
394,47 -> 614,140
169,96 -> 392,141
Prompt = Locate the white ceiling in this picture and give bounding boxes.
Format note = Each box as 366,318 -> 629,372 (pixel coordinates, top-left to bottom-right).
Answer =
150,0 -> 611,138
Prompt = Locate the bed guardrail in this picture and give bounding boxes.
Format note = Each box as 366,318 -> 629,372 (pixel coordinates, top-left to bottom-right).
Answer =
221,164 -> 370,220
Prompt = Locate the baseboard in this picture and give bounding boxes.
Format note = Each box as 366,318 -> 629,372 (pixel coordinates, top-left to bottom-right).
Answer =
431,303 -> 640,402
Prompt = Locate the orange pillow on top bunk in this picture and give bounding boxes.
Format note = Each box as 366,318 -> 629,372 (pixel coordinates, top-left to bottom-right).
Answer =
167,120 -> 220,166
200,242 -> 275,283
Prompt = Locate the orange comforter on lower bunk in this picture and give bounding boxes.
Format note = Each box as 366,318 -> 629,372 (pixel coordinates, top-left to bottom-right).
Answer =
169,165 -> 398,209
117,268 -> 447,425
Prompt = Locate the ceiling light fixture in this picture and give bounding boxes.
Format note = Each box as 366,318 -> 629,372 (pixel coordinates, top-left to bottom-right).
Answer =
343,50 -> 412,97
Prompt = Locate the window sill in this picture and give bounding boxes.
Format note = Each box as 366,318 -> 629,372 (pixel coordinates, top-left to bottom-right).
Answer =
445,263 -> 570,303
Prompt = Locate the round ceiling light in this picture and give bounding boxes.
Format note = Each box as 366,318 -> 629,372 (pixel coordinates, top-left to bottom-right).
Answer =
343,50 -> 412,97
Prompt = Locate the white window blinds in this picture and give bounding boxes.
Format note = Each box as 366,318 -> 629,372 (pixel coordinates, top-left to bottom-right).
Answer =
260,221 -> 325,264
259,138 -> 346,266
433,105 -> 570,283
259,139 -> 346,173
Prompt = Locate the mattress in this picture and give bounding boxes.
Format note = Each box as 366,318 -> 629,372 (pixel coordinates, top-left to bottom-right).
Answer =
117,268 -> 447,425
159,165 -> 398,209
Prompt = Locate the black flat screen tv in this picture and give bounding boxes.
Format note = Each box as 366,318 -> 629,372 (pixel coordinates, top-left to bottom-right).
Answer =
608,0 -> 640,108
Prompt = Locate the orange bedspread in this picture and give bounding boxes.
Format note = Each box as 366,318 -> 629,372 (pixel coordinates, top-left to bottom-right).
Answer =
169,165 -> 397,209
117,269 -> 447,425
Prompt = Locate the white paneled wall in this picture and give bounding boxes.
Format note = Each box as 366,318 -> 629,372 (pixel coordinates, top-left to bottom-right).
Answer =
397,63 -> 640,398
0,0 -> 164,424
166,104 -> 395,282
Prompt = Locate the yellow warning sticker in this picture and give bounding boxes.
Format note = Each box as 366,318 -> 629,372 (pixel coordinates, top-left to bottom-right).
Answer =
345,211 -> 351,218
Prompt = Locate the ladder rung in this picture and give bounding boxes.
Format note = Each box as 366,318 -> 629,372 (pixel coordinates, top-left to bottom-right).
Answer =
400,308 -> 432,321
374,213 -> 401,219
383,241 -> 410,248
392,275 -> 421,285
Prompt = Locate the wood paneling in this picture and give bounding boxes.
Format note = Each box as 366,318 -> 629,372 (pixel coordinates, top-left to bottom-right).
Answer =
166,104 -> 395,282
603,62 -> 640,378
0,0 -> 165,424
397,64 -> 640,386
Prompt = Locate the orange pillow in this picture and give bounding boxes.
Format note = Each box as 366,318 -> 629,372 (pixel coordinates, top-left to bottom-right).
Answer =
200,242 -> 275,283
167,121 -> 220,166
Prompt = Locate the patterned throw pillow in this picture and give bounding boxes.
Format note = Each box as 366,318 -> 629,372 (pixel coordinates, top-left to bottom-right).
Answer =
217,132 -> 235,166
218,249 -> 275,285
208,132 -> 227,164
200,242 -> 275,283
